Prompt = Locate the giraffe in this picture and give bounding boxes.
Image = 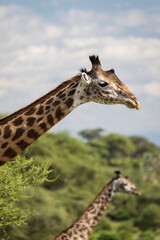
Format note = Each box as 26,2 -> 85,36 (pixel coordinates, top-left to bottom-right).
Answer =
54,170 -> 140,240
0,55 -> 140,166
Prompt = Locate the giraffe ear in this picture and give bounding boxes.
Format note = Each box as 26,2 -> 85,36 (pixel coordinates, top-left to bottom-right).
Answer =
81,72 -> 91,86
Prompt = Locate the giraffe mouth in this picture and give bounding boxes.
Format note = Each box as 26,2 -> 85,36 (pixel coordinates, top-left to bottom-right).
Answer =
134,189 -> 141,196
116,90 -> 140,110
126,99 -> 140,110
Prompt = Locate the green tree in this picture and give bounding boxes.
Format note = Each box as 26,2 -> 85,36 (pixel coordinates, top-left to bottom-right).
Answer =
0,154 -> 53,239
140,151 -> 160,183
104,134 -> 136,159
79,128 -> 105,141
138,231 -> 155,240
90,133 -> 136,164
129,136 -> 158,157
134,203 -> 160,231
90,230 -> 133,240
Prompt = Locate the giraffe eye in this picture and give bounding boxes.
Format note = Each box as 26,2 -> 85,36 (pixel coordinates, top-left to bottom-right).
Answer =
98,81 -> 108,87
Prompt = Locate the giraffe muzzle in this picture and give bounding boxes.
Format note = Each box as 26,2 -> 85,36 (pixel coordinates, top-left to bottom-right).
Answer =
126,96 -> 140,110
134,189 -> 141,196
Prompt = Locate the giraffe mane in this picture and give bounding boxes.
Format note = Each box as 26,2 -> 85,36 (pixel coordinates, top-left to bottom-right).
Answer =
0,77 -> 77,126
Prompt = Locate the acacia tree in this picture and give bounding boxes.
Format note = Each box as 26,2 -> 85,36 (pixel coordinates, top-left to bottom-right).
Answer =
89,133 -> 136,165
0,154 -> 53,239
79,128 -> 105,141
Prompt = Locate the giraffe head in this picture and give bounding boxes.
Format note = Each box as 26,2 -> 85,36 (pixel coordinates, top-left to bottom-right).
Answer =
80,55 -> 140,110
110,170 -> 140,196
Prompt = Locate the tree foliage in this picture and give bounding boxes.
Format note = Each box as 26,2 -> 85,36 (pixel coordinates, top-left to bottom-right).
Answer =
89,133 -> 136,165
0,154 -> 53,238
0,129 -> 159,240
129,136 -> 158,157
79,128 -> 105,141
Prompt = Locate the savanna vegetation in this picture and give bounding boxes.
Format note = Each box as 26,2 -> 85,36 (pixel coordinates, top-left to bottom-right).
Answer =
0,114 -> 160,240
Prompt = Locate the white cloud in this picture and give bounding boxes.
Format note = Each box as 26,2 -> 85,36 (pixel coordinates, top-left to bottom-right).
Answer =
110,9 -> 160,34
58,9 -> 160,36
127,81 -> 160,99
0,4 -> 62,52
0,89 -> 6,97
114,9 -> 146,27
144,82 -> 160,98
0,5 -> 159,94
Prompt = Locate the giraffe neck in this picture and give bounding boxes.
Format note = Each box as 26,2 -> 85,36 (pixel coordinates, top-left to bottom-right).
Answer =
54,181 -> 116,240
0,76 -> 88,165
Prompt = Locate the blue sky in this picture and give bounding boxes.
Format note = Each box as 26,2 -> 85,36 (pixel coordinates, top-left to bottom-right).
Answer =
0,0 -> 160,144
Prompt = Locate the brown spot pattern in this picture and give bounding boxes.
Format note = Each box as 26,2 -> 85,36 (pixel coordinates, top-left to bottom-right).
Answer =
27,129 -> 40,139
46,98 -> 53,104
55,107 -> 65,120
25,107 -> 36,116
71,81 -> 79,88
37,117 -> 43,123
100,205 -> 105,211
47,114 -> 54,125
57,89 -> 65,97
27,117 -> 36,126
58,93 -> 66,99
98,211 -> 102,217
3,147 -> 17,158
3,126 -> 12,139
69,81 -> 76,88
16,140 -> 29,151
46,110 -> 50,114
39,122 -> 47,131
37,106 -> 44,115
68,231 -> 72,237
61,235 -> 68,240
65,98 -> 74,109
12,128 -> 25,141
0,160 -> 5,166
52,100 -> 60,106
79,96 -> 84,100
68,89 -> 76,96
1,142 -> 8,149
76,224 -> 80,228
45,106 -> 50,110
13,116 -> 23,126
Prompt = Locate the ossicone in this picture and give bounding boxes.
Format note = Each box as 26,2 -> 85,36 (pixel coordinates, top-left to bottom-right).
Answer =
115,170 -> 121,177
89,55 -> 101,67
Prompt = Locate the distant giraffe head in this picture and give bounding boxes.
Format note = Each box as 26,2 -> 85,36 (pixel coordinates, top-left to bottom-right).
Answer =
80,55 -> 140,110
109,170 -> 140,196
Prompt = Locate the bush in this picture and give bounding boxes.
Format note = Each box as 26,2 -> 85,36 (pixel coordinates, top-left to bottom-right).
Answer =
134,203 -> 160,230
90,230 -> 133,240
138,231 -> 155,240
0,154 -> 52,238
108,208 -> 131,221
129,136 -> 158,157
94,231 -> 119,240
